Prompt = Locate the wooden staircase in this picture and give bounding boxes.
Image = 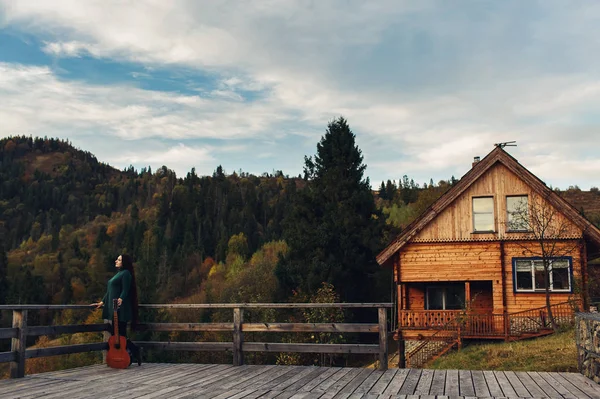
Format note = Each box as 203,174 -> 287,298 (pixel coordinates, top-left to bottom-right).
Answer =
406,335 -> 458,368
406,320 -> 460,368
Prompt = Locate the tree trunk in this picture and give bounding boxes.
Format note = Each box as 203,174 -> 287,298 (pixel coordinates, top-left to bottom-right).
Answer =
545,264 -> 558,331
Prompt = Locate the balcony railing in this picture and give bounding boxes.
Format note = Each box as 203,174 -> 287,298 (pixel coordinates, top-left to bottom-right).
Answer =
398,301 -> 577,339
0,302 -> 392,378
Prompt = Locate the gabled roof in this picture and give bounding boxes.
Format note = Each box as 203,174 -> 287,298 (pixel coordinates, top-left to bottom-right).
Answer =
376,146 -> 600,266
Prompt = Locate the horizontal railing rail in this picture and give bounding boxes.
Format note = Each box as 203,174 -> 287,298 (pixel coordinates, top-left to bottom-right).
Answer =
0,302 -> 392,378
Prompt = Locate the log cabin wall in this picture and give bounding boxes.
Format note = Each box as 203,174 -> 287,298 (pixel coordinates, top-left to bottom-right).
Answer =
397,240 -> 583,313
399,241 -> 504,313
411,163 -> 581,241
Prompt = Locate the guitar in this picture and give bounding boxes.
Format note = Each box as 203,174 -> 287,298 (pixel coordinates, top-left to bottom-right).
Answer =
106,299 -> 130,369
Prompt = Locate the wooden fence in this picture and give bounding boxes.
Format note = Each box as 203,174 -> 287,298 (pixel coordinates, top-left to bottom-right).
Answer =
0,303 -> 392,378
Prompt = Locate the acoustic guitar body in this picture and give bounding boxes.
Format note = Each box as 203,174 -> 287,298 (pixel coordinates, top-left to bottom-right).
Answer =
106,335 -> 130,369
106,299 -> 130,369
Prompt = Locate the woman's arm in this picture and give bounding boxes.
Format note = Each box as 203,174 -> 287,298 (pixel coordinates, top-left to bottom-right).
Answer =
91,291 -> 108,308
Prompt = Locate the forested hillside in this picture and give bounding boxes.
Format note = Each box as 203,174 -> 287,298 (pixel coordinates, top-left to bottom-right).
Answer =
1,131 -> 599,310
2,132 -> 599,307
0,136 -> 302,307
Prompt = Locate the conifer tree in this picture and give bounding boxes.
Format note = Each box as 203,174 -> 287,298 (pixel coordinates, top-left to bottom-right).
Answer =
378,181 -> 387,200
277,117 -> 385,303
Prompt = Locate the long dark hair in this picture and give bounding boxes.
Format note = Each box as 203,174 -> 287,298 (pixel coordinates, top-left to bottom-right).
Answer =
121,254 -> 139,328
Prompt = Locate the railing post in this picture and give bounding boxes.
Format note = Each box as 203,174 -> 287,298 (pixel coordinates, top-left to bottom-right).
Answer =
102,319 -> 110,364
378,307 -> 388,371
10,310 -> 28,378
397,332 -> 406,368
233,307 -> 244,366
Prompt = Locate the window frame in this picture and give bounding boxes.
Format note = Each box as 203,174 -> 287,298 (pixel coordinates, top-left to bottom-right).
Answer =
506,195 -> 529,232
512,257 -> 573,293
425,284 -> 466,310
472,196 -> 495,233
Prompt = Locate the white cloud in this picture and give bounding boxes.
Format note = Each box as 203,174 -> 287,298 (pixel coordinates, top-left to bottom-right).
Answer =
110,143 -> 217,177
1,1 -> 600,188
0,62 -> 295,141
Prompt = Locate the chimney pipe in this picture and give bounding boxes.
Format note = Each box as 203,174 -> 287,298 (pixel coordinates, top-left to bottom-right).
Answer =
472,156 -> 480,168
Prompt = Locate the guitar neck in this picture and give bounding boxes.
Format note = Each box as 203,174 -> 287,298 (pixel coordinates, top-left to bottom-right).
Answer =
113,309 -> 119,339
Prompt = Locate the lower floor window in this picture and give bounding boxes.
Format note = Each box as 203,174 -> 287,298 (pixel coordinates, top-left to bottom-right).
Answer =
514,258 -> 571,292
426,283 -> 465,310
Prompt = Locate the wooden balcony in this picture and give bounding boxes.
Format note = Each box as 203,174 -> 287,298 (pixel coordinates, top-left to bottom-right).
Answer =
398,301 -> 577,340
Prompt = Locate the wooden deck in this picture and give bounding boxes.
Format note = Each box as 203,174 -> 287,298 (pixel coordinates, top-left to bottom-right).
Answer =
1,364 -> 599,398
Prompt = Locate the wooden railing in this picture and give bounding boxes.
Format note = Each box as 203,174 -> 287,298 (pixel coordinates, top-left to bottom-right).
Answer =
462,313 -> 505,337
398,301 -> 577,339
507,301 -> 577,336
398,310 -> 459,329
0,303 -> 392,378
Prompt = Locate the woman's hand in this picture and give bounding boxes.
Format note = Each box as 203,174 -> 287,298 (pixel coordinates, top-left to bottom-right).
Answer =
117,298 -> 122,307
90,301 -> 104,309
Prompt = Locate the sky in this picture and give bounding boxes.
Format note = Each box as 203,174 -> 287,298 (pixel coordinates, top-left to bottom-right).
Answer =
1,1 -> 599,189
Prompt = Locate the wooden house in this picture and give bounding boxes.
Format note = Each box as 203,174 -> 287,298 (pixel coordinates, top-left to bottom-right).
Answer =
376,146 -> 600,367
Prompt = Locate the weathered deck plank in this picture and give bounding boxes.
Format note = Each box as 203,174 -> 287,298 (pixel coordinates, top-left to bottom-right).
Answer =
383,369 -> 410,397
502,370 -> 531,397
491,370 -> 517,398
458,370 -> 475,397
481,370 -> 503,398
428,369 -> 446,396
1,363 -> 599,398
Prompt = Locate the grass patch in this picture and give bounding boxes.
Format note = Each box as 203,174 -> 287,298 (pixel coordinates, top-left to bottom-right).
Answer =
428,328 -> 577,372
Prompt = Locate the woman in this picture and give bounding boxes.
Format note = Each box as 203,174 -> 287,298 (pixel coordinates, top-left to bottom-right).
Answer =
92,254 -> 142,366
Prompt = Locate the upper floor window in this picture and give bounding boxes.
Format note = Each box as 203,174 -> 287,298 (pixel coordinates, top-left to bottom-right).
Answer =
473,197 -> 494,232
514,258 -> 571,292
507,195 -> 529,231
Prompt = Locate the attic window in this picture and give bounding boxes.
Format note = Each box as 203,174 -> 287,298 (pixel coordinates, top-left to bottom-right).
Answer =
473,197 -> 494,232
507,195 -> 529,231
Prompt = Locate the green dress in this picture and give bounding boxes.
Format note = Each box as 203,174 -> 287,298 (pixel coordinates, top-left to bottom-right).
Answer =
101,269 -> 133,322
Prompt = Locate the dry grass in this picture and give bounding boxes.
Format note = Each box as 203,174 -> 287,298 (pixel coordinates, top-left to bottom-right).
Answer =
428,328 -> 577,372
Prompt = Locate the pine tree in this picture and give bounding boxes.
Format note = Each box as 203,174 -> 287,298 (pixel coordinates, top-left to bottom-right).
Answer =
277,117 -> 385,303
378,181 -> 387,200
385,179 -> 396,200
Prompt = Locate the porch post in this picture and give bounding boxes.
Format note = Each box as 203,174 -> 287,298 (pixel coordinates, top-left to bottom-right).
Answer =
465,282 -> 471,309
397,283 -> 403,311
503,310 -> 509,341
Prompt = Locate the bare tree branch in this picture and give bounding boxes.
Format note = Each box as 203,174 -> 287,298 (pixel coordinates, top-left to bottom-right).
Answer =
505,194 -> 582,330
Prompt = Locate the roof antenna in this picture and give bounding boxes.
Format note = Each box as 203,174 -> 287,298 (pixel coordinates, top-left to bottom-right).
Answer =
495,141 -> 517,149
